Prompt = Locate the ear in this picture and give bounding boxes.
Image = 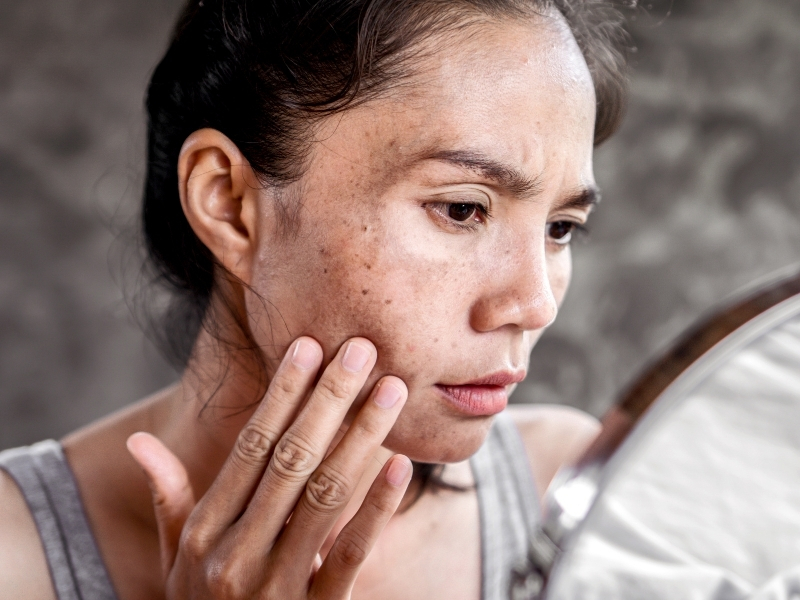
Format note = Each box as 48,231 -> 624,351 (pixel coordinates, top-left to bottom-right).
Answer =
178,128 -> 261,284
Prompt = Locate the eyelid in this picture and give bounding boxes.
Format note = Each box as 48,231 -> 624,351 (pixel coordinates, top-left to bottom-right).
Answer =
549,204 -> 592,220
424,199 -> 491,232
428,187 -> 493,207
547,207 -> 591,233
547,220 -> 590,246
428,201 -> 490,219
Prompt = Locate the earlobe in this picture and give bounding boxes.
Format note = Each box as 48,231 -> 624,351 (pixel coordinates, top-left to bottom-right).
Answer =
177,128 -> 260,284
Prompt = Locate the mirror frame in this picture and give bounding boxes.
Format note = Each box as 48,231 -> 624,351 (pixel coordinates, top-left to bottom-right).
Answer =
520,266 -> 800,597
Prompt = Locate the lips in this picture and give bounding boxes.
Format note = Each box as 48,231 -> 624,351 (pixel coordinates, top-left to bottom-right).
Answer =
459,371 -> 526,387
435,371 -> 526,416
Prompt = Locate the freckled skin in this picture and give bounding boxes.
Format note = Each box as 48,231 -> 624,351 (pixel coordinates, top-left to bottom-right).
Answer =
245,15 -> 596,463
0,13 -> 604,600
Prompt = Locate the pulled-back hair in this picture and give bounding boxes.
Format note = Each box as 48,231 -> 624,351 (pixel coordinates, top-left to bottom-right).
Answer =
143,0 -> 629,367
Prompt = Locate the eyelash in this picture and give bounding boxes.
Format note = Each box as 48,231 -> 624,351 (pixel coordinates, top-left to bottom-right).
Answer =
547,220 -> 589,246
428,201 -> 590,245
429,201 -> 492,231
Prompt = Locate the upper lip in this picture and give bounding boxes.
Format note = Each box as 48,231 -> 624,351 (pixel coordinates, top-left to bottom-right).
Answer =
439,371 -> 527,388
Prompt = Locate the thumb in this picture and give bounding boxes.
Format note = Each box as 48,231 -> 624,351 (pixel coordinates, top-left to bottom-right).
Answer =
127,432 -> 196,577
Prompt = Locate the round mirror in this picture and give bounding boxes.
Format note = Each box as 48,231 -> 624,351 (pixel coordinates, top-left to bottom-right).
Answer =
526,269 -> 800,599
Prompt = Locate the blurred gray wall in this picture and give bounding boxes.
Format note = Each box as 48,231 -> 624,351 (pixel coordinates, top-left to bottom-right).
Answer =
1,0 -> 799,447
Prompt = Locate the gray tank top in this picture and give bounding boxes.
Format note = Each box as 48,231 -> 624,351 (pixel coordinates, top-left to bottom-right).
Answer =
0,411 -> 539,600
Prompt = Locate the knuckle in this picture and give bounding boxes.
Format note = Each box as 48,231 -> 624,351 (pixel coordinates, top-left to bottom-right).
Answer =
271,370 -> 304,399
305,468 -> 349,512
353,412 -> 385,440
366,487 -> 398,515
235,423 -> 275,467
180,521 -> 212,563
333,531 -> 371,568
150,487 -> 171,510
205,556 -> 248,599
318,374 -> 354,404
272,433 -> 316,480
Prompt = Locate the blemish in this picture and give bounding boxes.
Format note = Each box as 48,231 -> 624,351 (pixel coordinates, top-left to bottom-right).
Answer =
384,299 -> 392,305
365,263 -> 372,270
323,268 -> 328,274
362,289 -> 369,295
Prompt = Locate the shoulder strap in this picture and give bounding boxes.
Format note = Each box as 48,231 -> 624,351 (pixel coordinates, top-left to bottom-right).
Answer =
470,411 -> 541,600
0,441 -> 118,600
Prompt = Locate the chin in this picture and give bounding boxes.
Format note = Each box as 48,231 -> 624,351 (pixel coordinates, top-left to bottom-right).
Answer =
382,408 -> 496,464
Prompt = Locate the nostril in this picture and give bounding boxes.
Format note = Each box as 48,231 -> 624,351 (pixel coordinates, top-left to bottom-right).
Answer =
538,290 -> 559,329
469,286 -> 559,333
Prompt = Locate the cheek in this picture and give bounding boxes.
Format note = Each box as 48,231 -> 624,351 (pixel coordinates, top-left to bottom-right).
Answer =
318,231 -> 458,381
260,212 -> 467,389
549,247 -> 572,306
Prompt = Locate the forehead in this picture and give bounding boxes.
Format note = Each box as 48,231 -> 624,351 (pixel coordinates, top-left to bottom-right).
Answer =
310,13 -> 596,188
418,12 -> 595,108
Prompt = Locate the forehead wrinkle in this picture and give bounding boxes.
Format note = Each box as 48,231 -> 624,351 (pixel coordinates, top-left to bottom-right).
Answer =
415,148 -> 544,198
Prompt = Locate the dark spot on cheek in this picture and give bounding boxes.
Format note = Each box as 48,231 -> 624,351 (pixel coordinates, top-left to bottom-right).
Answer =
362,289 -> 369,295
433,338 -> 439,343
323,268 -> 328,274
319,247 -> 326,254
365,263 -> 372,270
363,226 -> 368,232
385,299 -> 392,305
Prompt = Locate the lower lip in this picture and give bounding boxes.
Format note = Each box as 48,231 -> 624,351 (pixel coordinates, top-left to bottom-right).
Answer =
435,384 -> 509,416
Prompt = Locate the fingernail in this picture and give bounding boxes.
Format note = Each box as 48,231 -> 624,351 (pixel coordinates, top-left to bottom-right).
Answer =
291,339 -> 318,370
374,381 -> 403,409
386,457 -> 411,487
342,341 -> 371,373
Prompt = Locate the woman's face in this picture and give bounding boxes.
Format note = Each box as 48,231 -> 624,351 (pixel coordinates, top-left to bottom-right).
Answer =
245,14 -> 597,462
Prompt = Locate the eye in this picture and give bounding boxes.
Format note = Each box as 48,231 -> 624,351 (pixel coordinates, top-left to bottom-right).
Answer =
447,203 -> 479,222
547,221 -> 580,245
424,196 -> 491,232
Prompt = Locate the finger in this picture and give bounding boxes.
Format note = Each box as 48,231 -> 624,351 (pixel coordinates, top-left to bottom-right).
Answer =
189,336 -> 323,539
233,338 -> 377,548
311,455 -> 412,599
273,376 -> 407,572
127,432 -> 196,576
310,553 -> 323,586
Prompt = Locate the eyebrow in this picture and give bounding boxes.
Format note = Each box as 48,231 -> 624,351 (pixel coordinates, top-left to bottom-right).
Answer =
557,186 -> 602,212
425,149 -> 544,198
422,149 -> 602,212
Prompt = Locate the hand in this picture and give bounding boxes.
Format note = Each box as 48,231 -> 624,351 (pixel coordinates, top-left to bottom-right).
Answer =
127,337 -> 411,599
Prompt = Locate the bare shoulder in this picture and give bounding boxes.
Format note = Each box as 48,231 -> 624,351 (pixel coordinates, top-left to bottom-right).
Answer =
505,404 -> 600,499
0,469 -> 56,600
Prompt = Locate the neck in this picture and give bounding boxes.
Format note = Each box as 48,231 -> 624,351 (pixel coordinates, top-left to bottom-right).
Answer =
152,320 -> 274,499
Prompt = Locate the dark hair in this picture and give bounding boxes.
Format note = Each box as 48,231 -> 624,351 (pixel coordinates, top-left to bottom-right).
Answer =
143,0 -> 629,366
142,0 -> 629,497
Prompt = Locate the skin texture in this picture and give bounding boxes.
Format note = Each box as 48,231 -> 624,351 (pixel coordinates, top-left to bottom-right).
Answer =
0,12 -> 602,600
228,12 -> 596,463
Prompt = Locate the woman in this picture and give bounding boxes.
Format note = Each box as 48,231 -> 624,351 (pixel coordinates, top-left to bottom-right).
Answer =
0,0 -> 627,598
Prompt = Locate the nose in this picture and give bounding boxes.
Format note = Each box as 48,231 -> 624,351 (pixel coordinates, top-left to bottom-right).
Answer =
469,241 -> 559,333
